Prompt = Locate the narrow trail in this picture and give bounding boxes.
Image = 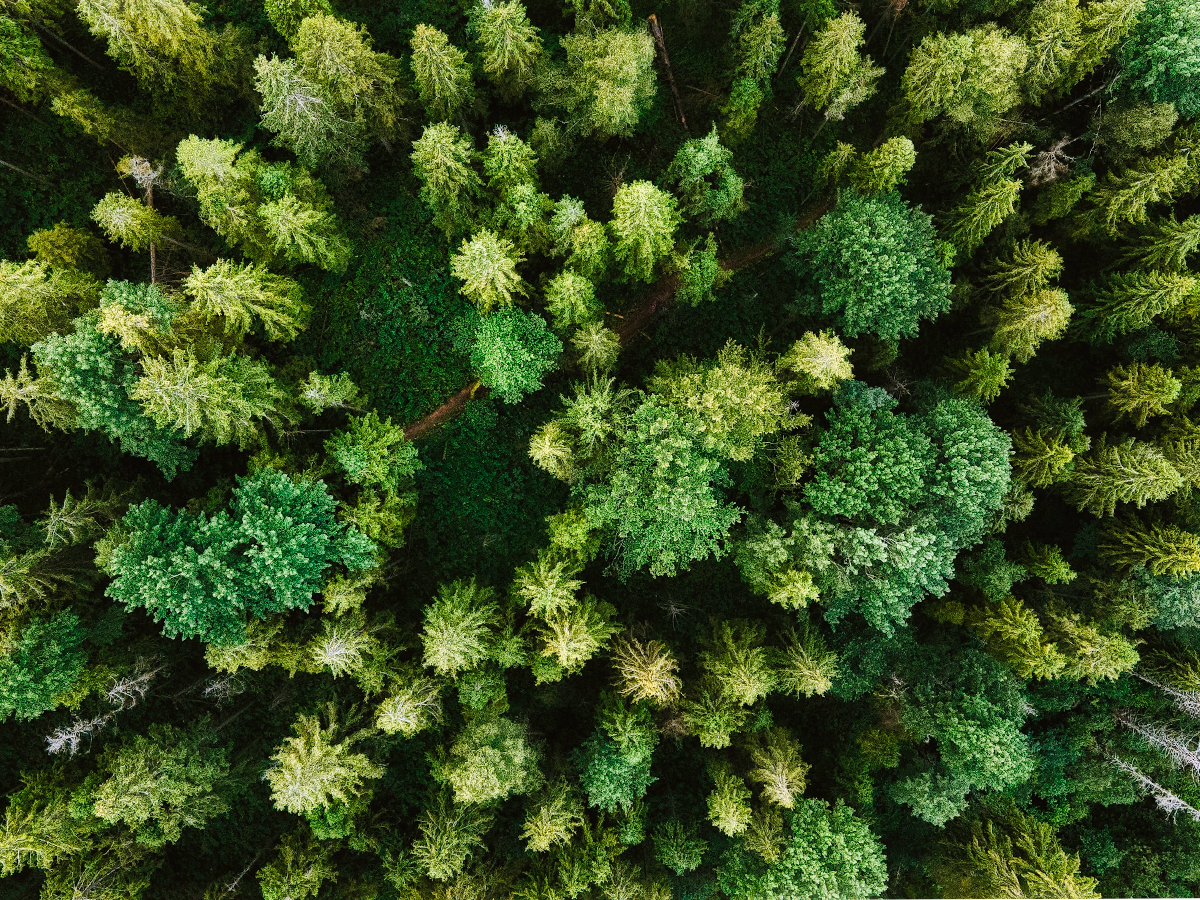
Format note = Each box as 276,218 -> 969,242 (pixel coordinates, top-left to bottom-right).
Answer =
400,195 -> 838,441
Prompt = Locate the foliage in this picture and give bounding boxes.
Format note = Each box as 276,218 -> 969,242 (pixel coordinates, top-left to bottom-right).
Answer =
102,469 -> 374,644
793,192 -> 951,340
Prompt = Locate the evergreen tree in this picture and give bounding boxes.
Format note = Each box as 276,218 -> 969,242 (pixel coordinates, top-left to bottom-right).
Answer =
665,126 -> 746,225
538,27 -> 657,138
1105,362 -> 1182,427
91,724 -> 229,848
266,708 -> 383,815
609,181 -> 680,283
102,469 -> 375,644
794,192 -> 951,340
182,259 -> 307,342
452,230 -> 526,314
409,24 -> 474,121
131,350 -> 282,447
439,714 -> 541,804
795,12 -> 880,119
468,0 -> 543,100
986,287 -> 1073,362
1068,438 -> 1182,516
420,579 -> 497,677
930,807 -> 1100,899
0,611 -> 87,721
410,123 -> 482,238
1100,519 -> 1200,575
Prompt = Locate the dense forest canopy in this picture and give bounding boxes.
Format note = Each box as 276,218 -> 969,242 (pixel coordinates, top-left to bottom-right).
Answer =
0,0 -> 1199,896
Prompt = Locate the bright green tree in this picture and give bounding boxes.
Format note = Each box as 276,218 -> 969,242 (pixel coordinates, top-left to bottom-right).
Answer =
91,724 -> 229,848
410,122 -> 482,238
1067,438 -> 1182,516
539,27 -> 657,138
665,126 -> 746,225
1105,362 -> 1182,426
716,798 -> 887,900
102,469 -> 375,644
410,24 -> 474,121
609,181 -> 680,283
796,12 -> 881,118
468,0 -> 543,100
439,715 -> 542,804
182,259 -> 307,342
794,191 -> 951,340
131,350 -> 282,447
266,709 -> 383,815
1120,0 -> 1200,118
452,230 -> 526,314
420,579 -> 497,677
0,611 -> 87,721
470,308 -> 561,403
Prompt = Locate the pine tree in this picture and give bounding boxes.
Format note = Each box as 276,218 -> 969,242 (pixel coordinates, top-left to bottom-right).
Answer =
410,123 -> 482,238
944,178 -> 1023,253
421,579 -> 497,677
570,321 -> 621,374
609,181 -> 680,283
950,347 -> 1013,402
1048,610 -> 1140,682
665,126 -> 746,225
1011,427 -> 1076,487
536,594 -> 619,675
1124,214 -> 1200,271
439,714 -> 542,804
182,260 -> 306,342
469,0 -> 543,100
700,620 -> 775,707
91,723 -> 230,848
610,635 -> 681,706
266,708 -> 383,815
930,808 -> 1100,899
544,270 -> 600,330
1105,361 -> 1182,427
75,0 -> 217,91
776,330 -> 853,393
259,193 -> 351,272
1100,519 -> 1200,575
986,287 -> 1072,362
966,595 -> 1067,679
795,12 -> 878,116
254,55 -> 352,169
513,555 -> 582,617
847,137 -> 916,195
263,0 -> 332,41
451,230 -> 526,314
707,767 -> 752,836
982,239 -> 1064,297
522,781 -> 583,852
539,27 -> 657,138
257,833 -> 336,900
91,192 -> 182,253
131,349 -> 281,447
901,26 -> 1029,133
291,14 -> 402,149
1021,0 -> 1083,99
0,260 -> 99,346
409,24 -> 474,121
748,727 -> 809,808
1067,438 -> 1181,516
1076,270 -> 1195,343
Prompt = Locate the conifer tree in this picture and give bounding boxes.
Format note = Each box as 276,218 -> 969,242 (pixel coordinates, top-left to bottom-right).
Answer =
420,579 -> 497,677
410,123 -> 482,238
1011,427 -> 1076,487
266,708 -> 383,815
539,27 -> 657,138
1125,214 -> 1200,272
777,330 -> 853,393
469,0 -> 543,100
986,287 -> 1073,362
1100,519 -> 1200,575
930,808 -> 1100,899
847,137 -> 916,195
795,12 -> 880,119
254,55 -> 352,169
950,348 -> 1012,402
665,126 -> 746,225
1076,270 -> 1195,343
707,767 -> 752,836
451,230 -> 526,314
609,181 -> 680,283
0,260 -> 99,346
131,349 -> 282,447
182,260 -> 307,342
748,728 -> 809,808
966,595 -> 1067,679
1068,438 -> 1181,516
263,0 -> 332,41
944,178 -> 1023,253
1105,362 -> 1182,427
610,635 -> 681,706
75,0 -> 218,91
409,24 -> 474,121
